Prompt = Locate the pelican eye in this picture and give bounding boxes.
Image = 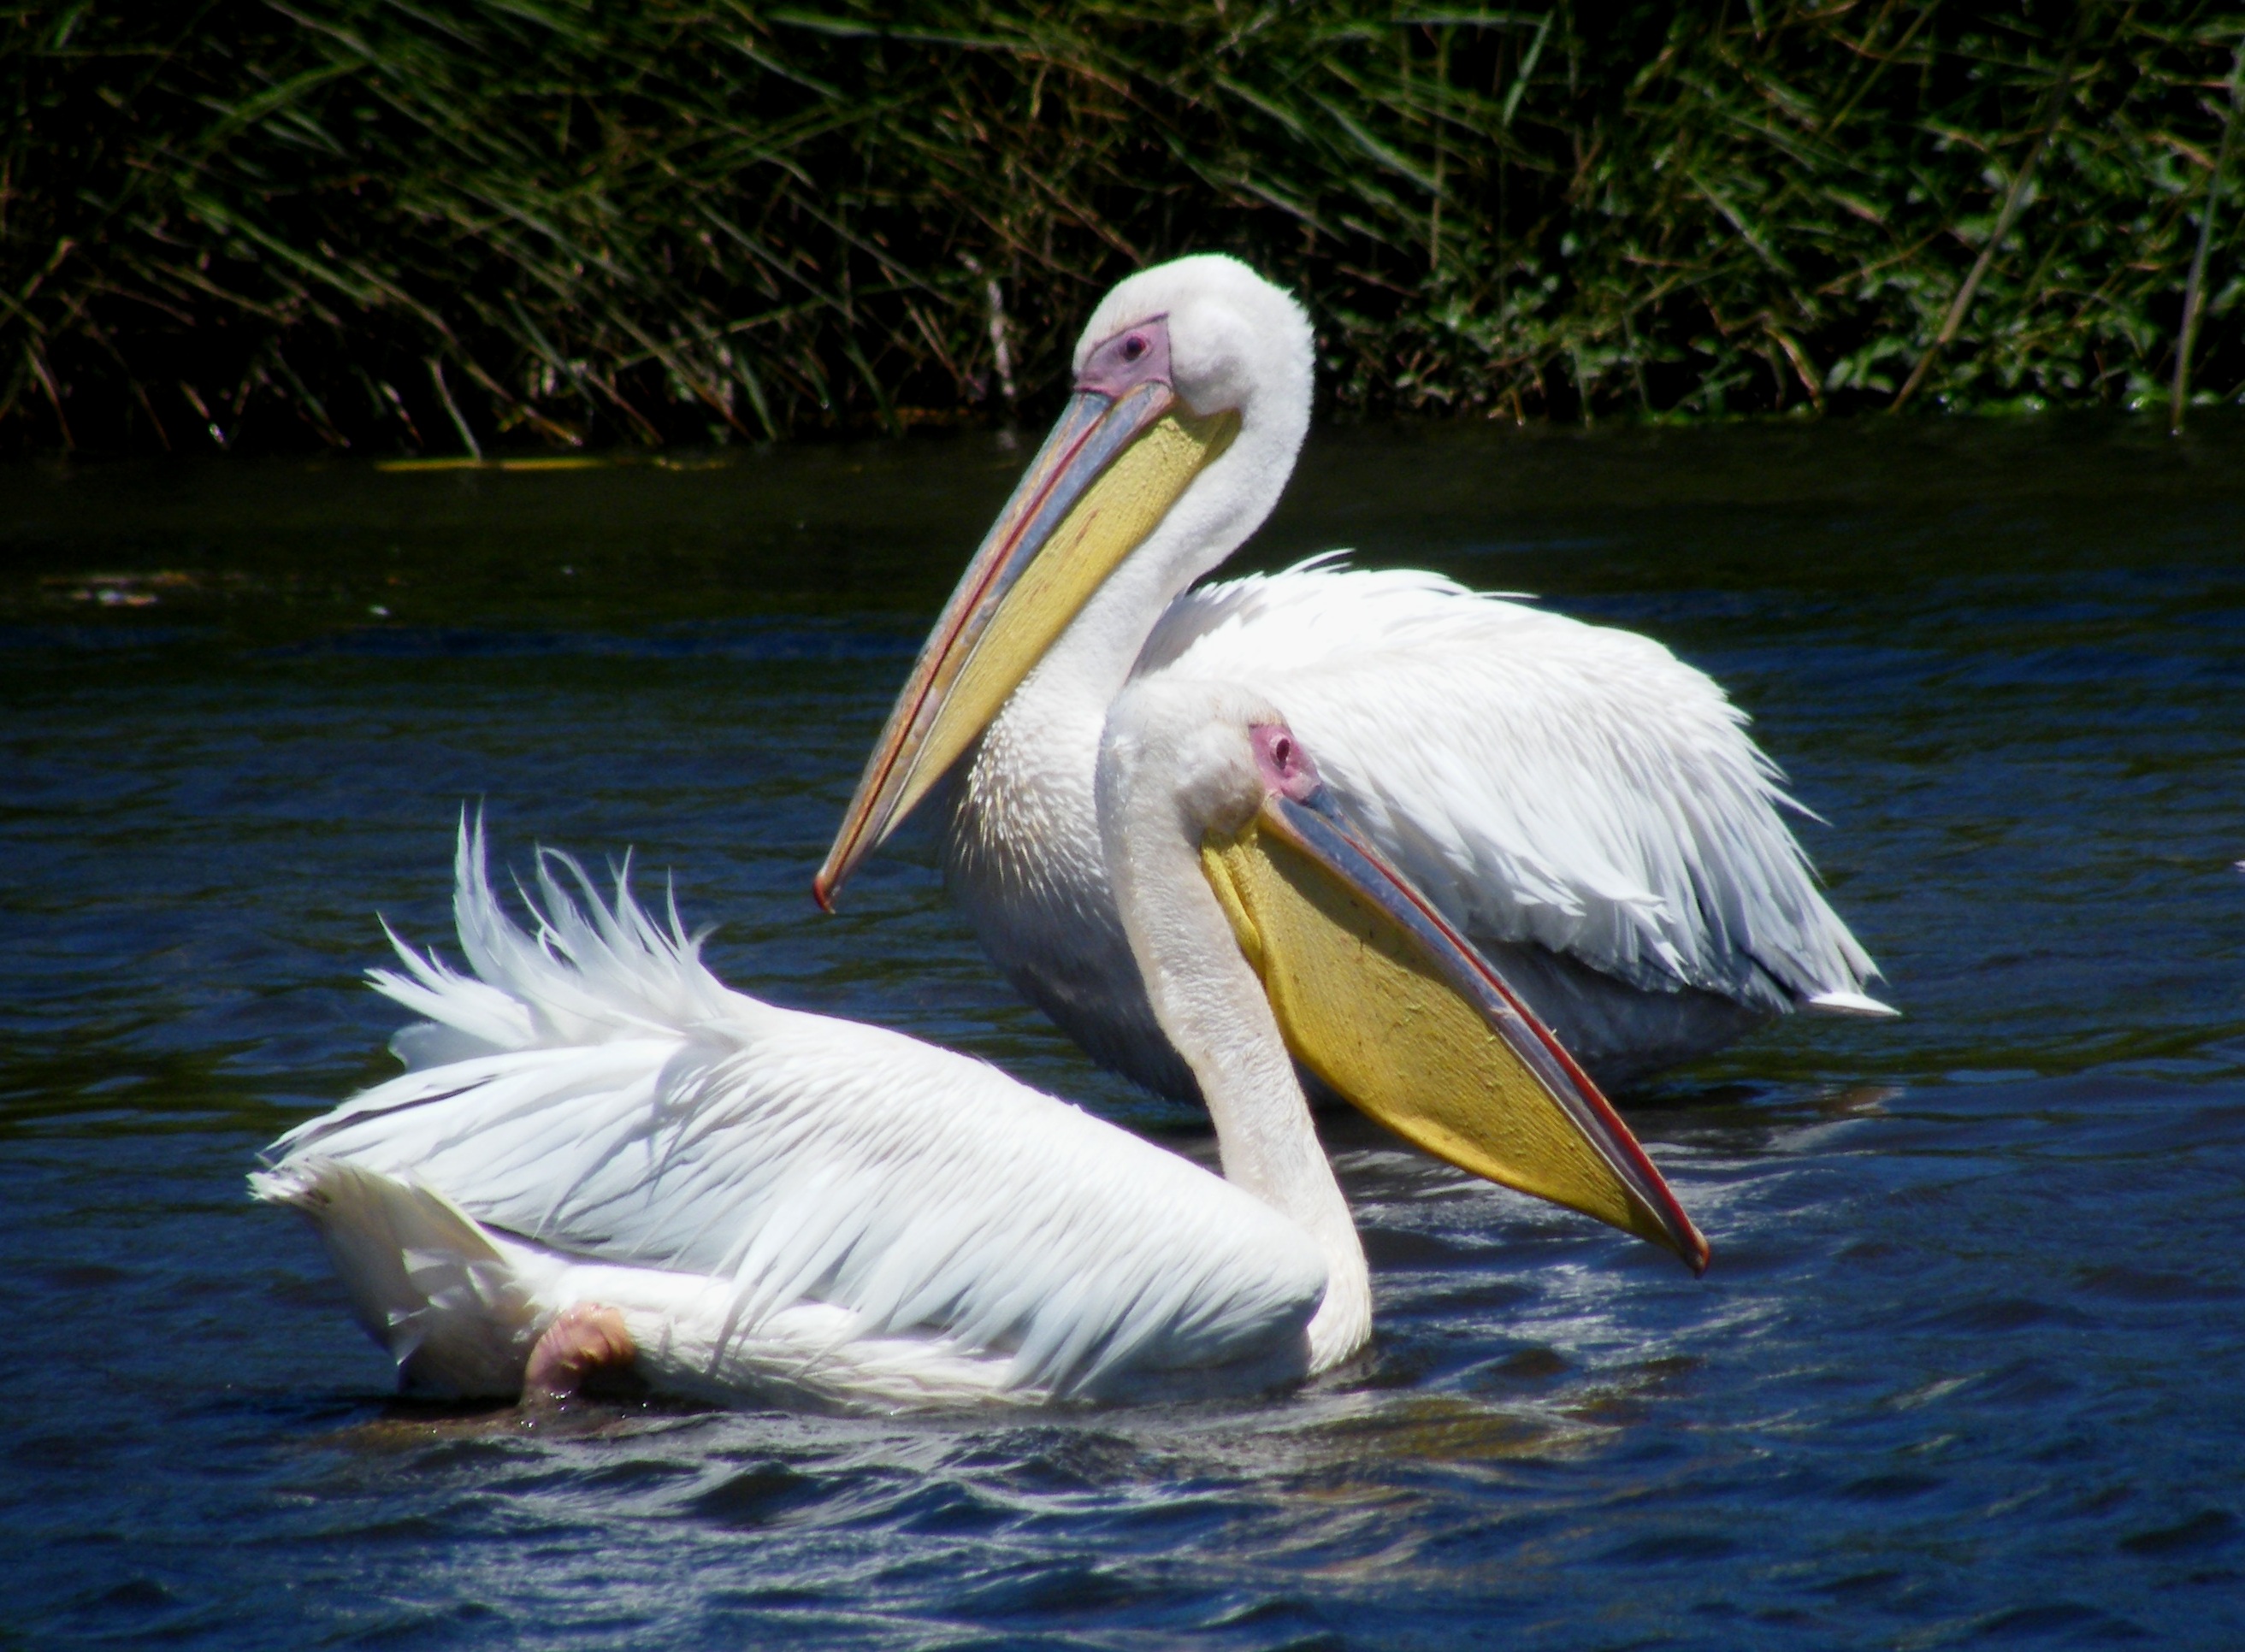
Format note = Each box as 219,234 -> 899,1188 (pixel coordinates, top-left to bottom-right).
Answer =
1121,334 -> 1147,363
1273,735 -> 1293,769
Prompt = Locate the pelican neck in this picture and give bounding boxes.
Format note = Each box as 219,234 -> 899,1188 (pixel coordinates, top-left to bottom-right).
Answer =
1098,711 -> 1372,1372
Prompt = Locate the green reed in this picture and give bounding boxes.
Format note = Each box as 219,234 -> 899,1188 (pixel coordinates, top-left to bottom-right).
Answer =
4,1 -> 2242,452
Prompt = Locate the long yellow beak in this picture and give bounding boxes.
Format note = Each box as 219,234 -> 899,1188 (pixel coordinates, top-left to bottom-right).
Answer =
1202,782 -> 1710,1272
815,385 -> 1239,907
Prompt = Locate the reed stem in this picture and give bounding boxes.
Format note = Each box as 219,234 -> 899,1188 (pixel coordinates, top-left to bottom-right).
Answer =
2171,37 -> 2245,436
1892,14 -> 2088,415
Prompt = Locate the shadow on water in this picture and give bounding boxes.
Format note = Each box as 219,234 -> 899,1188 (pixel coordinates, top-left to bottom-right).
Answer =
4,414 -> 2244,1648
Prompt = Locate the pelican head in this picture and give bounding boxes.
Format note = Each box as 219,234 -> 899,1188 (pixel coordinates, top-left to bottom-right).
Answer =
1100,676 -> 1711,1275
817,255 -> 1315,906
1072,252 -> 1314,465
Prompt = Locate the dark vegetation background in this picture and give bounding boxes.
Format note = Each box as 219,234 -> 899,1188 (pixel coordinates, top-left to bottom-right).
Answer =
5,0 -> 2242,454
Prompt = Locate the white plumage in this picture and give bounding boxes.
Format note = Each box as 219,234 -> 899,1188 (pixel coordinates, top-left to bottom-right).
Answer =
1143,562 -> 1884,1030
947,558 -> 1888,1096
264,676 -> 1712,1411
826,255 -> 1892,1098
257,825 -> 1326,1410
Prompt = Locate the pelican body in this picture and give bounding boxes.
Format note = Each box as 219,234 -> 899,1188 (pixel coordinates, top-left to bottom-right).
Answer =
818,256 -> 1891,1098
256,693 -> 1703,1411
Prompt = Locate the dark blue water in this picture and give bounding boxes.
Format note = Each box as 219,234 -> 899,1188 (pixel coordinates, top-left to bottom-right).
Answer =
5,417 -> 2243,1649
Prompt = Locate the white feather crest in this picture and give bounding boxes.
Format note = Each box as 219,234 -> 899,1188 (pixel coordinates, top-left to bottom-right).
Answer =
263,821 -> 1323,1397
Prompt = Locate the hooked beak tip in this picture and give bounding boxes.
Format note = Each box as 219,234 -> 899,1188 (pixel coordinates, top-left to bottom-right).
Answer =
812,871 -> 839,913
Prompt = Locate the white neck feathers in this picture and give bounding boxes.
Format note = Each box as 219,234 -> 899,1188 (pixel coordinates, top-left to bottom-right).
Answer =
1096,682 -> 1370,1372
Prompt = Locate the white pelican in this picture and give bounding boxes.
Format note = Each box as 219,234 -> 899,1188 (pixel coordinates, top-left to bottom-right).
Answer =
254,688 -> 1704,1410
817,255 -> 1892,1099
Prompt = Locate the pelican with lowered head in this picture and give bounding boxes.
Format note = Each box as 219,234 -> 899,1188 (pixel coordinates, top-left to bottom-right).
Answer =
817,254 -> 1892,1100
255,688 -> 1704,1411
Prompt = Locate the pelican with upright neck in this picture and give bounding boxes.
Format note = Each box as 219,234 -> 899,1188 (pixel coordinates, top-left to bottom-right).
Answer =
816,254 -> 1892,1101
257,692 -> 1704,1410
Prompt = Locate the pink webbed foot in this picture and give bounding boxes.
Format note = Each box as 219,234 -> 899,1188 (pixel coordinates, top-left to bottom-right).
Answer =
523,1304 -> 636,1401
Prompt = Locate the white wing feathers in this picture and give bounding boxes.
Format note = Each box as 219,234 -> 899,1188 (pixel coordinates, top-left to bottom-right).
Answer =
1143,562 -> 1882,1011
260,824 -> 1324,1398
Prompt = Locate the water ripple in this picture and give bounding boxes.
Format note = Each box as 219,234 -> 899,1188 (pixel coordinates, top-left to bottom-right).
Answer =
4,422 -> 2243,1647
